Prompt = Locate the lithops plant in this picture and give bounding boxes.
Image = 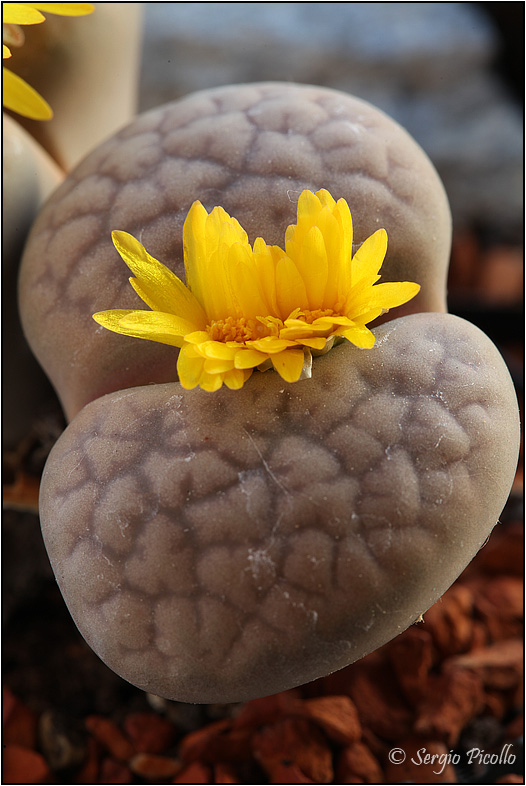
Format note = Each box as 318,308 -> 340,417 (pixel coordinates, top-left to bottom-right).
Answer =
40,313 -> 519,703
20,82 -> 451,420
21,83 -> 520,703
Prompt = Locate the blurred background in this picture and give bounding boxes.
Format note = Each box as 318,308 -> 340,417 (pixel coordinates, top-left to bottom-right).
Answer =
3,3 -> 523,784
139,2 -> 523,239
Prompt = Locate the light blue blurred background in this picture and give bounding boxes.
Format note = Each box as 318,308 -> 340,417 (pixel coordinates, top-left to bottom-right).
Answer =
139,2 -> 523,237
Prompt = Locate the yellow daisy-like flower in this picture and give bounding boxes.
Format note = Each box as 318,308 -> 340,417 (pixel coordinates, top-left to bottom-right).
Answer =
93,189 -> 420,392
2,2 -> 94,120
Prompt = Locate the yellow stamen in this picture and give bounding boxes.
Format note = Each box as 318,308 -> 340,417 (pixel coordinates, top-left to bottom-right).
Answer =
208,316 -> 268,343
301,308 -> 338,323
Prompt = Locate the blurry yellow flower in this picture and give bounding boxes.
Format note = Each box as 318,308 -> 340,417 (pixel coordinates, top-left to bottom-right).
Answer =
93,189 -> 420,392
2,2 -> 94,120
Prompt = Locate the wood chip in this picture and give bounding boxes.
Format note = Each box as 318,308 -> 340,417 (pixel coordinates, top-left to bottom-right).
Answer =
252,717 -> 333,783
470,522 -> 523,577
446,639 -> 523,691
475,578 -> 524,641
123,712 -> 176,754
129,752 -> 181,778
172,761 -> 212,783
387,627 -> 435,705
414,669 -> 484,745
74,737 -> 100,784
178,718 -> 229,760
85,715 -> 134,762
478,246 -> 524,305
302,695 -> 361,745
233,690 -> 303,729
2,692 -> 38,749
99,756 -> 133,784
423,585 -> 475,656
336,741 -> 384,783
344,653 -> 414,740
2,743 -> 51,785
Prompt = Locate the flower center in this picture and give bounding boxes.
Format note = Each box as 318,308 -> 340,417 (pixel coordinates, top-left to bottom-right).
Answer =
301,308 -> 338,323
208,316 -> 268,343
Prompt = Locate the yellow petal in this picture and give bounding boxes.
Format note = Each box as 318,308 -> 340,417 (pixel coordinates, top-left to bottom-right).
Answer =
317,209 -> 342,306
3,66 -> 52,119
351,229 -> 388,286
93,309 -> 135,332
285,191 -> 322,272
183,200 -> 209,306
214,222 -> 253,319
345,307 -> 384,327
185,330 -> 211,345
3,45 -> 12,59
314,315 -> 353,327
284,190 -> 357,312
201,247 -> 231,321
278,328 -> 308,341
291,190 -> 323,239
112,231 -> 206,328
279,324 -> 321,341
93,310 -> 190,348
185,203 -> 252,321
177,347 -> 205,389
207,205 -> 248,247
2,4 -> 45,24
253,238 -> 280,316
234,348 -> 269,369
315,189 -> 337,211
280,316 -> 341,341
200,341 -> 237,361
248,336 -> 297,354
275,256 -> 308,318
271,349 -> 305,382
224,368 -> 251,390
203,357 -> 235,374
226,240 -> 268,319
178,342 -> 228,390
342,325 -> 376,349
118,311 -> 196,347
180,343 -> 201,358
347,281 -> 420,315
369,281 -> 421,309
297,337 -> 328,350
335,205 -> 353,303
25,3 -> 94,16
282,317 -> 313,328
300,224 -> 329,309
198,371 -> 224,392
